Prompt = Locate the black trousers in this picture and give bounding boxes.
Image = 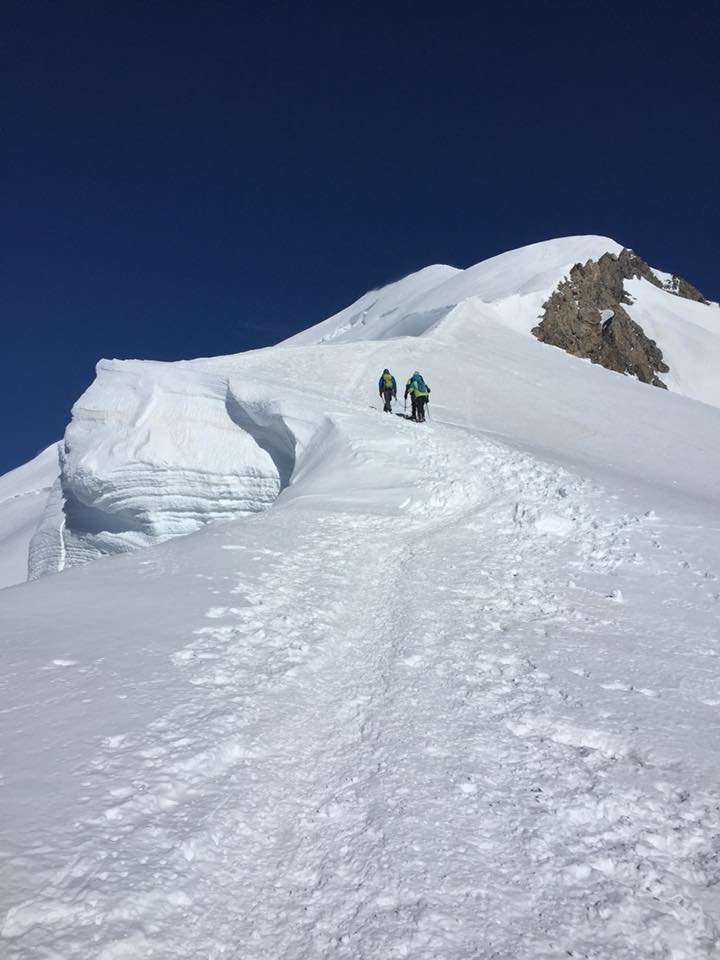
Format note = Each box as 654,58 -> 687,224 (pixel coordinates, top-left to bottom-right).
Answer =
382,388 -> 394,412
415,396 -> 428,421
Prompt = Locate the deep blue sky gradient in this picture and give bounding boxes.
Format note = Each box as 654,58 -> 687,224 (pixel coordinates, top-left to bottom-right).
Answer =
2,0 -> 719,474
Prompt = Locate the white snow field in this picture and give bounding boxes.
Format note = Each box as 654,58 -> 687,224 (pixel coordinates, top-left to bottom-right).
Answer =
0,443 -> 58,589
2,236 -> 720,958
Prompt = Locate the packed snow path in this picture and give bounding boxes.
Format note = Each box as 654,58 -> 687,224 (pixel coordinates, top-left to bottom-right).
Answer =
2,415 -> 719,958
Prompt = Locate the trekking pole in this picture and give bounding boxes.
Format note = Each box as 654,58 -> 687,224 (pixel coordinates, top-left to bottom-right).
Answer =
425,402 -> 431,422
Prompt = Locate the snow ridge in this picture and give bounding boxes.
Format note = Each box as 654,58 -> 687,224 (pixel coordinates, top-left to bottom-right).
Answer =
3,420 -> 719,957
23,234 -> 720,579
2,235 -> 720,958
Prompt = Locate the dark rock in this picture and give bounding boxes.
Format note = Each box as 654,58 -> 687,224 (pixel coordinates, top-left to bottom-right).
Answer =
658,273 -> 708,304
532,249 -> 670,388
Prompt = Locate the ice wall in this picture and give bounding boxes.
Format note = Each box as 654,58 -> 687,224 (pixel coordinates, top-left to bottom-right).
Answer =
29,359 -> 296,577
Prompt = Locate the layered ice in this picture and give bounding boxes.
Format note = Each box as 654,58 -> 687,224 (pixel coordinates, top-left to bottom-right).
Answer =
0,443 -> 59,588
29,361 -> 298,576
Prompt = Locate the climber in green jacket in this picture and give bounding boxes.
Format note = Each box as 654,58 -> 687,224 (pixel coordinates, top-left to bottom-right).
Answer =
404,371 -> 431,422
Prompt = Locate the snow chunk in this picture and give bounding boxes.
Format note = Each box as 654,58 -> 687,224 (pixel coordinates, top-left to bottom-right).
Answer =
29,362 -> 298,576
535,514 -> 575,536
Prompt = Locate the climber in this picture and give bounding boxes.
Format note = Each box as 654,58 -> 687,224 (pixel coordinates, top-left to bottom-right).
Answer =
378,369 -> 397,413
405,371 -> 431,422
403,375 -> 416,420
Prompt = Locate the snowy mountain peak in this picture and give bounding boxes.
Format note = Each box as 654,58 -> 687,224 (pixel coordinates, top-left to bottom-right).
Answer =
284,235 -> 625,347
2,234 -> 718,590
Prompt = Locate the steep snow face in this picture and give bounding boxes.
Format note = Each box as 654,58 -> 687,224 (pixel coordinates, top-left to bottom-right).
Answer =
625,279 -> 720,407
0,444 -> 59,589
29,361 -> 298,577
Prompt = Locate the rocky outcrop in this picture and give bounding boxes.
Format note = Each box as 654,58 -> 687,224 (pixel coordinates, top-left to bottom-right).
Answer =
532,249 -> 670,388
657,273 -> 708,304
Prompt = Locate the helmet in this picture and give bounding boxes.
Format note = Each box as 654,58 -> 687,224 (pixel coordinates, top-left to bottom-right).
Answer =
383,368 -> 389,374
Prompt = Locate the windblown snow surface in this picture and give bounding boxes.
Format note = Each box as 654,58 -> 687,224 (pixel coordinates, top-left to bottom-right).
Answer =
0,444 -> 58,589
2,236 -> 720,959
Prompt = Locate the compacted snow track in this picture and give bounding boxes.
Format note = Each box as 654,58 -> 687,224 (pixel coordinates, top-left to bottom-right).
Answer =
3,420 -> 719,959
3,235 -> 720,957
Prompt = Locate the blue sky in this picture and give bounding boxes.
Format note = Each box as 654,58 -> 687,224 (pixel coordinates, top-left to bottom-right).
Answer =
2,0 -> 718,474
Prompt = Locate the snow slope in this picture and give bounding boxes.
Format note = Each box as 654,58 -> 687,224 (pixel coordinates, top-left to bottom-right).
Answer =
24,235 -> 720,579
282,262 -> 462,345
287,234 -> 720,407
2,235 -> 720,958
625,278 -> 720,407
284,235 -> 625,346
2,391 -> 720,959
0,443 -> 58,588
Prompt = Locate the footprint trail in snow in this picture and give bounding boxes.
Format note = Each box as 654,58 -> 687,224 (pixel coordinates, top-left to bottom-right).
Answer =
2,421 -> 719,959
